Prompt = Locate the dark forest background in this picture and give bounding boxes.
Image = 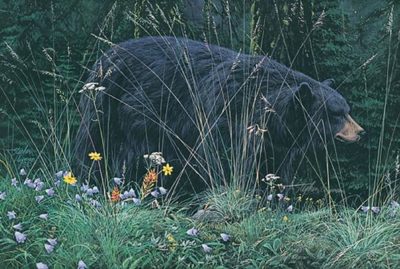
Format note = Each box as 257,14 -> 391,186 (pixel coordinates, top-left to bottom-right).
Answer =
0,0 -> 399,198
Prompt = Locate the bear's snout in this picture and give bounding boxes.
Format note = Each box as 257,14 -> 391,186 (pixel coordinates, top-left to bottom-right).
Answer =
335,115 -> 365,143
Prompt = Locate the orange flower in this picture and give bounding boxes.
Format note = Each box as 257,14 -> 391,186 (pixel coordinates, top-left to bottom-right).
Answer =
111,187 -> 120,202
140,169 -> 158,199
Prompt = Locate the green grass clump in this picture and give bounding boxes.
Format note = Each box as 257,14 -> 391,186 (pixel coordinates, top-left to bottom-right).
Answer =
1,173 -> 400,269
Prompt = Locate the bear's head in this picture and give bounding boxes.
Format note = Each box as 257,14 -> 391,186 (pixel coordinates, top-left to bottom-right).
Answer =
291,79 -> 365,148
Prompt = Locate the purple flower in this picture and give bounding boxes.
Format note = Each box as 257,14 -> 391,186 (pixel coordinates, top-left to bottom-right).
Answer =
36,263 -> 48,269
128,188 -> 136,198
267,194 -> 273,201
15,231 -> 27,243
78,260 -> 87,269
277,193 -> 284,201
132,198 -> 141,205
92,186 -> 99,194
287,205 -> 293,212
186,227 -> 199,236
11,178 -> 18,187
13,223 -> 22,230
361,206 -> 370,213
47,238 -> 57,246
75,194 -> 82,202
45,243 -> 54,253
151,190 -> 160,198
55,170 -> 64,179
7,211 -> 16,220
54,179 -> 61,187
159,187 -> 167,195
80,184 -> 89,192
35,195 -> 45,203
201,244 -> 212,253
45,188 -> 55,196
35,181 -> 45,191
220,233 -> 230,242
86,188 -> 94,196
0,191 -> 6,200
24,179 -> 36,189
113,177 -> 123,185
39,213 -> 48,220
89,199 -> 101,208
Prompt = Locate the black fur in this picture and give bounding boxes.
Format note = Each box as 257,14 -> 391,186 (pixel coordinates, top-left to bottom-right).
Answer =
74,36 -> 350,188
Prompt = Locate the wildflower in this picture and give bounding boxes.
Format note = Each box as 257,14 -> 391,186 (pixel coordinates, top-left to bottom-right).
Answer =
7,211 -> 16,220
186,227 -> 199,237
140,169 -> 158,198
11,178 -> 18,187
391,200 -> 400,208
78,260 -> 87,269
19,168 -> 27,176
92,186 -> 99,194
13,223 -> 22,230
267,194 -> 273,201
36,263 -> 48,269
284,197 -> 291,202
45,188 -> 55,197
45,243 -> 54,253
151,190 -> 160,198
128,188 -> 136,198
283,215 -> 289,222
88,152 -> 102,161
371,207 -> 380,214
166,233 -> 177,251
47,238 -> 57,246
75,194 -> 82,202
132,198 -> 141,205
86,188 -> 94,196
277,193 -> 284,201
39,213 -> 48,220
35,195 -> 45,203
263,173 -> 280,181
15,231 -> 27,243
34,178 -> 44,191
24,179 -> 36,189
79,82 -> 99,93
80,183 -> 89,192
63,172 -> 77,185
0,191 -> 6,200
159,187 -> 168,195
113,177 -> 123,185
54,179 -> 61,187
201,244 -> 212,253
144,152 -> 166,165
287,205 -> 293,212
55,170 -> 64,179
220,233 -> 230,242
111,187 -> 120,202
162,164 -> 173,176
89,199 -> 101,208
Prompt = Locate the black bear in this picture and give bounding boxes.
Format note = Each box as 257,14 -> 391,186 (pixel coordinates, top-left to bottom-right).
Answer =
74,36 -> 364,191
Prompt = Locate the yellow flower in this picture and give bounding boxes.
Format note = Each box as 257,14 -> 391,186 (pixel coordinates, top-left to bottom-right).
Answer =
88,152 -> 102,161
166,233 -> 177,252
162,163 -> 173,176
63,172 -> 77,185
111,187 -> 120,203
283,215 -> 289,222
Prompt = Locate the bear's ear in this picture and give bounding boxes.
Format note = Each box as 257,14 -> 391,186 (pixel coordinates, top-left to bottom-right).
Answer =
322,78 -> 335,87
293,82 -> 314,107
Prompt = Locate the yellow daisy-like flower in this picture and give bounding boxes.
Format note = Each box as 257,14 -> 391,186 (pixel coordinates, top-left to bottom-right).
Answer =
162,163 -> 173,176
63,172 -> 77,185
88,152 -> 102,161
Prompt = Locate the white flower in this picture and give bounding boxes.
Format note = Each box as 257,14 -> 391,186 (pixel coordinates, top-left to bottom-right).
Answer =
287,205 -> 293,212
277,193 -> 284,201
13,223 -> 22,230
89,199 -> 101,208
391,201 -> 399,208
47,238 -> 57,246
11,178 -> 18,187
92,186 -> 99,194
159,187 -> 168,195
55,170 -> 64,179
45,243 -> 54,253
79,82 -> 99,93
39,213 -> 48,220
113,177 -> 123,185
80,184 -> 89,192
0,191 -> 6,200
19,168 -> 27,176
86,188 -> 94,196
78,260 -> 87,269
371,207 -> 380,214
7,211 -> 16,220
15,231 -> 27,243
144,152 -> 166,166
201,244 -> 212,253
360,206 -> 370,213
267,194 -> 273,201
36,262 -> 48,269
75,194 -> 82,202
186,227 -> 198,236
128,188 -> 136,198
220,233 -> 230,242
45,188 -> 55,196
35,195 -> 45,203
